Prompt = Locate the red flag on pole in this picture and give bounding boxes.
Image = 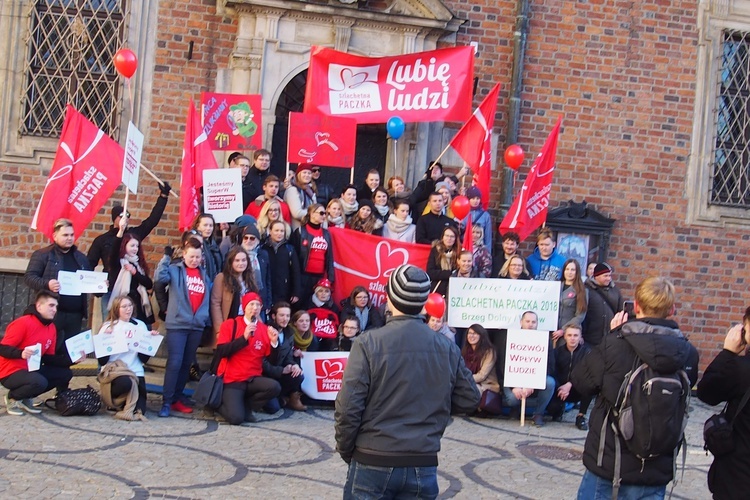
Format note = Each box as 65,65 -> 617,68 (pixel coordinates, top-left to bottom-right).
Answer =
462,213 -> 473,253
499,116 -> 562,242
449,83 -> 501,210
179,99 -> 219,231
31,105 -> 124,240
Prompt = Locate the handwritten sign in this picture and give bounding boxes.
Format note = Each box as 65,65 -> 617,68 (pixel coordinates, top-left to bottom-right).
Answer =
203,168 -> 242,223
93,331 -> 129,358
300,351 -> 349,400
447,278 -> 561,329
131,330 -> 163,356
122,121 -> 144,194
503,329 -> 549,390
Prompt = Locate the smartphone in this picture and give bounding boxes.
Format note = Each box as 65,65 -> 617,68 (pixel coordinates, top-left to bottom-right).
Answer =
623,301 -> 635,317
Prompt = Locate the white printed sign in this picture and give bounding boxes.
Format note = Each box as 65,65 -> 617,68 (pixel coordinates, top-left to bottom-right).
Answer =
65,330 -> 95,361
447,278 -> 561,329
503,329 -> 549,390
300,351 -> 350,401
57,270 -> 108,296
131,330 -> 163,356
122,121 -> 144,194
93,331 -> 129,358
203,168 -> 242,223
26,343 -> 42,372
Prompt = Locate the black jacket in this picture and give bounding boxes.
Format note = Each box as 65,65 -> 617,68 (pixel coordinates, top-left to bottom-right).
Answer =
262,327 -> 296,379
553,342 -> 590,386
415,212 -> 456,245
290,224 -> 335,282
25,243 -> 90,316
244,167 -> 272,209
87,195 -> 167,272
315,181 -> 336,208
698,349 -> 750,499
107,235 -> 154,324
263,240 -> 302,305
334,315 -> 480,466
571,318 -> 699,486
581,279 -> 623,346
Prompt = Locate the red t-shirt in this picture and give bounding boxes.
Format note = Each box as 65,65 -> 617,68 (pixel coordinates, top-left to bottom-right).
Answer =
0,314 -> 57,379
304,226 -> 327,275
185,267 -> 206,314
216,317 -> 272,384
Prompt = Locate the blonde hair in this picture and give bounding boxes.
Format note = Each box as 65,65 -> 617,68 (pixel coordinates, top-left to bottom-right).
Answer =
635,277 -> 675,318
536,227 -> 554,244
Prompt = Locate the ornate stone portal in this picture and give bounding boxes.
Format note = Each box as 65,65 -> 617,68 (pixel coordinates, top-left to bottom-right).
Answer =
220,0 -> 463,186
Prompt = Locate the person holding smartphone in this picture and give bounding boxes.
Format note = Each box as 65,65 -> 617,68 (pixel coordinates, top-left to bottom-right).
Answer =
697,306 -> 750,499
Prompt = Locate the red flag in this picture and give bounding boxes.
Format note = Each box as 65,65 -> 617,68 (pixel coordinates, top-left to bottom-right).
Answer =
287,112 -> 357,168
449,83 -> 501,210
499,116 -> 562,241
329,227 -> 431,310
462,213 -> 473,253
31,105 -> 124,240
180,99 -> 219,231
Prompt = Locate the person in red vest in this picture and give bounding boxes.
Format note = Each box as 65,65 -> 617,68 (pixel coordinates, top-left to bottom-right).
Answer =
0,291 -> 84,415
214,292 -> 281,425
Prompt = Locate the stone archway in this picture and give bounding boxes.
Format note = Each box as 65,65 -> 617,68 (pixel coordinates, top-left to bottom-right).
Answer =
222,0 -> 461,187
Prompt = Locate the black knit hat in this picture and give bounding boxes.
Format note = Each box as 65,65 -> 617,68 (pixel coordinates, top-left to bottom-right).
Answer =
387,265 -> 431,315
593,262 -> 613,277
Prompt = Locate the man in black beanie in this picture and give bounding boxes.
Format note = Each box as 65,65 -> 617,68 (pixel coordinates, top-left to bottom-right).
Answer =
582,262 -> 624,346
335,264 -> 479,499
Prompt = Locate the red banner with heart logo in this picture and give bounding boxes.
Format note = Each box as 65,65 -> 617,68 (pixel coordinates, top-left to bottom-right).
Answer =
329,227 -> 432,309
303,46 -> 474,124
287,112 -> 357,167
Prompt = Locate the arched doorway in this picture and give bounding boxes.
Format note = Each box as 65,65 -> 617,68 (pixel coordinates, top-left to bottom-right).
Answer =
271,70 -> 387,197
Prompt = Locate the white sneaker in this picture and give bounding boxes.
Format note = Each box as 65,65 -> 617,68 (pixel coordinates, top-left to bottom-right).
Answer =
4,394 -> 24,416
17,399 -> 42,414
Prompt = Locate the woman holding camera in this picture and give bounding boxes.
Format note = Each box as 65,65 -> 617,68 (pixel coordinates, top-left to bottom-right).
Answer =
697,306 -> 750,499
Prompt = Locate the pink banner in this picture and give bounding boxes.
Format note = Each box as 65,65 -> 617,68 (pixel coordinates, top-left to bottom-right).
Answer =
303,46 -> 474,124
287,112 -> 357,167
329,227 -> 432,309
200,92 -> 262,151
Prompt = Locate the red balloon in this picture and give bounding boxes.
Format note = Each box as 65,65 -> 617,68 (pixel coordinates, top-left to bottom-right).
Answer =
504,144 -> 525,170
425,293 -> 445,318
451,195 -> 471,220
114,49 -> 138,78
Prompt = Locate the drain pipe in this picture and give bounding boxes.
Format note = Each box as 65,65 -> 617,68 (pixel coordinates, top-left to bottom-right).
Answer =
501,0 -> 530,209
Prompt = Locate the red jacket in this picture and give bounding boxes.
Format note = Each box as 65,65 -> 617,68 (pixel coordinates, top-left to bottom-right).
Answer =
245,196 -> 292,223
0,314 -> 57,379
216,317 -> 273,384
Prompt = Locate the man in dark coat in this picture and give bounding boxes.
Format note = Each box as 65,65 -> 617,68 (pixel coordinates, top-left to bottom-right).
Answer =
415,192 -> 457,244
571,276 -> 699,498
581,262 -> 623,346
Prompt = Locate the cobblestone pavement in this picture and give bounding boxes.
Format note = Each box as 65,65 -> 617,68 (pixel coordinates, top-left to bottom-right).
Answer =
0,377 -> 715,499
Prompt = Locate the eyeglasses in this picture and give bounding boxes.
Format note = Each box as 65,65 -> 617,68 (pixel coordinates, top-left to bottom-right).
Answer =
312,169 -> 321,173
315,210 -> 326,215
343,326 -> 359,330
268,208 -> 280,213
355,295 -> 368,300
119,303 -> 134,309
243,235 -> 257,241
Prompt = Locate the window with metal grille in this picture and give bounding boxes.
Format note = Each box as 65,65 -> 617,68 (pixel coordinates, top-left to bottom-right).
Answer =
712,29 -> 750,208
19,0 -> 129,139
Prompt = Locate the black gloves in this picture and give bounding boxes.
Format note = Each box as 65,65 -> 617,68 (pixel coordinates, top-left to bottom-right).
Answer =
164,246 -> 174,257
159,181 -> 172,196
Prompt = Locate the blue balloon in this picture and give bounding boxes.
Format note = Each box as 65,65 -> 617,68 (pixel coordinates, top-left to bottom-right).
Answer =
387,116 -> 405,140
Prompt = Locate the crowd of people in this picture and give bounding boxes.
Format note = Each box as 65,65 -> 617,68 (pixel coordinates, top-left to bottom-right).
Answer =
1,150 -> 748,498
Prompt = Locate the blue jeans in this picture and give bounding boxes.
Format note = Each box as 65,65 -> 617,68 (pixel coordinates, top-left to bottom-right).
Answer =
503,375 -> 556,416
343,460 -> 438,499
163,329 -> 202,404
577,470 -> 666,500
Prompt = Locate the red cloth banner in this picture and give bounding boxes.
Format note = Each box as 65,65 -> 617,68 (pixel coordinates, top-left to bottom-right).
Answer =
31,105 -> 124,240
287,112 -> 357,168
303,46 -> 474,124
450,83 -> 501,210
200,92 -> 262,151
499,116 -> 562,241
180,99 -> 219,231
329,227 -> 432,309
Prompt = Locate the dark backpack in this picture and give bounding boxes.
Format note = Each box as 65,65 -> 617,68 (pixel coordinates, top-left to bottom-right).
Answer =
599,357 -> 691,499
